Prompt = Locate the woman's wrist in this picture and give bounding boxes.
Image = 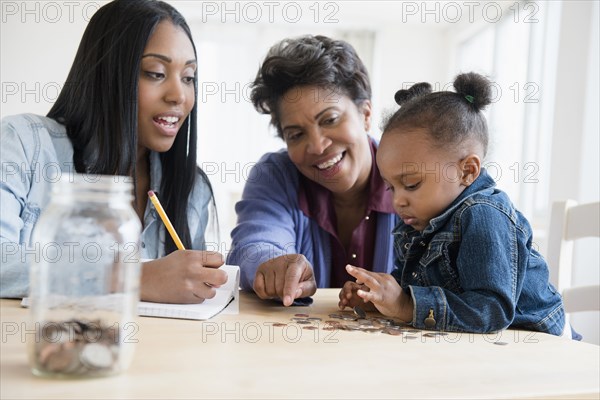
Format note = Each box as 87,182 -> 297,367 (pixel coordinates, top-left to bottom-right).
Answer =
139,261 -> 158,302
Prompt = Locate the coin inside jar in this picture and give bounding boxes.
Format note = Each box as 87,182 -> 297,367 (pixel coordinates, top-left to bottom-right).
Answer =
33,319 -> 121,377
79,343 -> 114,370
40,342 -> 79,373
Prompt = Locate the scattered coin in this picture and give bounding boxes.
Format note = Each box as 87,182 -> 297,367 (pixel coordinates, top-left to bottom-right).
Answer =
362,328 -> 382,334
344,324 -> 362,331
375,318 -> 393,326
275,311 -> 421,338
383,328 -> 403,336
390,321 -> 410,328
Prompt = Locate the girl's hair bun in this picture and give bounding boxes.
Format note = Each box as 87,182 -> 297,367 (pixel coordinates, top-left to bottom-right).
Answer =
453,72 -> 493,111
394,82 -> 432,105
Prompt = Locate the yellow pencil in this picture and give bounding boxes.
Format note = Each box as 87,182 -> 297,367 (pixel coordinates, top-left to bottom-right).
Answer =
148,190 -> 185,250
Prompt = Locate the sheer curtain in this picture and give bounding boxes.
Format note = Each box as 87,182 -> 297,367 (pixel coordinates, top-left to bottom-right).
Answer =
454,1 -> 558,235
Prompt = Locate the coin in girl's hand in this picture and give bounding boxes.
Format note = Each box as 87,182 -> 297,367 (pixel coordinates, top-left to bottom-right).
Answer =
353,305 -> 366,319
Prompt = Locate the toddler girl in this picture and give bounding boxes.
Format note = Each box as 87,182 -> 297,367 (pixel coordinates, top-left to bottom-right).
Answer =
339,72 -> 566,336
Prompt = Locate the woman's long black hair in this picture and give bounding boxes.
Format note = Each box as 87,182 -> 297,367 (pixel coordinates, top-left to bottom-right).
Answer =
47,0 -> 215,254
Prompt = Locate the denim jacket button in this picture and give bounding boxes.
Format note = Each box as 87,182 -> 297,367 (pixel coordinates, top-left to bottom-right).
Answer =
424,309 -> 436,328
412,272 -> 418,278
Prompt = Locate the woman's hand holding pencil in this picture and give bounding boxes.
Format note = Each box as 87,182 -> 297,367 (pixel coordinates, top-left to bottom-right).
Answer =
140,191 -> 227,304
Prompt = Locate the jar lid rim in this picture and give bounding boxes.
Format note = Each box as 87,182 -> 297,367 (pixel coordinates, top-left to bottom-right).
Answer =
53,173 -> 134,191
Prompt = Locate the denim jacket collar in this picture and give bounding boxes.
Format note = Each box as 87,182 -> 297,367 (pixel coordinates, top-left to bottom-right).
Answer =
393,168 -> 496,238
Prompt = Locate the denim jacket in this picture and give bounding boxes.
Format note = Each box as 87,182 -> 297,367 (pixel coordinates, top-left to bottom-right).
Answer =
1,114 -> 213,298
391,169 -> 565,336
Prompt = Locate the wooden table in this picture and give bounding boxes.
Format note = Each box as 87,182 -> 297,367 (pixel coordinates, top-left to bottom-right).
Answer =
1,290 -> 599,399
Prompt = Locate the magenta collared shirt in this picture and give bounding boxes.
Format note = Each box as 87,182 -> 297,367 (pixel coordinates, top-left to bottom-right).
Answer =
298,139 -> 395,287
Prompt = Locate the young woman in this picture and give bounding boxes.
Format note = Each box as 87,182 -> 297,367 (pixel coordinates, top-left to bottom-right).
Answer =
1,0 -> 226,303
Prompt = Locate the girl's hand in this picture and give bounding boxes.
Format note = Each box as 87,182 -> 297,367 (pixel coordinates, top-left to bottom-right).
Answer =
338,279 -> 376,311
345,265 -> 413,322
140,250 -> 227,303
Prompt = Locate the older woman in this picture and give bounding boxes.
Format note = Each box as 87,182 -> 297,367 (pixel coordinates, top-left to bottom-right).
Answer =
227,35 -> 398,306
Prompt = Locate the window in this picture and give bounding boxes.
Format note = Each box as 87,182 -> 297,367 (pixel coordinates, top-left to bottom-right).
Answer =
455,1 -> 558,231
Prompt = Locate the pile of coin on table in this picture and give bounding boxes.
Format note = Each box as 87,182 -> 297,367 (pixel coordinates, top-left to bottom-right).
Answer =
272,306 -> 449,339
32,319 -> 121,376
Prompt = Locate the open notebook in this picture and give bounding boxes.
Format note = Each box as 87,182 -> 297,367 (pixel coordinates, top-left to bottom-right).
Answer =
21,265 -> 240,321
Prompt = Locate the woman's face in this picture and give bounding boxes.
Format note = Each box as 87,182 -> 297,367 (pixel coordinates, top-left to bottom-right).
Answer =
278,85 -> 372,196
137,21 -> 196,153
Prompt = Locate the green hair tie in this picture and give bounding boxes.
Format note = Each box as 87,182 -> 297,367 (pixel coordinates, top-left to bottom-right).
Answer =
465,95 -> 475,104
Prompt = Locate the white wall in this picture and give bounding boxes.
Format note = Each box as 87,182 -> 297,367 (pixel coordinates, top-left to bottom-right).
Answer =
549,0 -> 600,345
372,25 -> 451,136
0,1 -> 95,117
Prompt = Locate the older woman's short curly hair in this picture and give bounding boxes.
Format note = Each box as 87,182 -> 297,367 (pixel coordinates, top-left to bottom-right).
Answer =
250,35 -> 372,138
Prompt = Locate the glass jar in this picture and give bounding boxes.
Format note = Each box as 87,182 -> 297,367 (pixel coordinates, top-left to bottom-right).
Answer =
28,174 -> 141,378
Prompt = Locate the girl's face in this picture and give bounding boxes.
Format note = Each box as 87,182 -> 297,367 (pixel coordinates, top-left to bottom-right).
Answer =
137,21 -> 196,153
278,85 -> 372,196
376,129 -> 472,231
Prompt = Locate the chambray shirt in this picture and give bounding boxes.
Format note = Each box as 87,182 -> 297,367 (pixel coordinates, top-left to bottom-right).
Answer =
0,114 -> 213,298
392,169 -> 565,336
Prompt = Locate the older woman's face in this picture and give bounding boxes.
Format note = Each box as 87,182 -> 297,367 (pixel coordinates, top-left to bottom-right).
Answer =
278,86 -> 372,196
